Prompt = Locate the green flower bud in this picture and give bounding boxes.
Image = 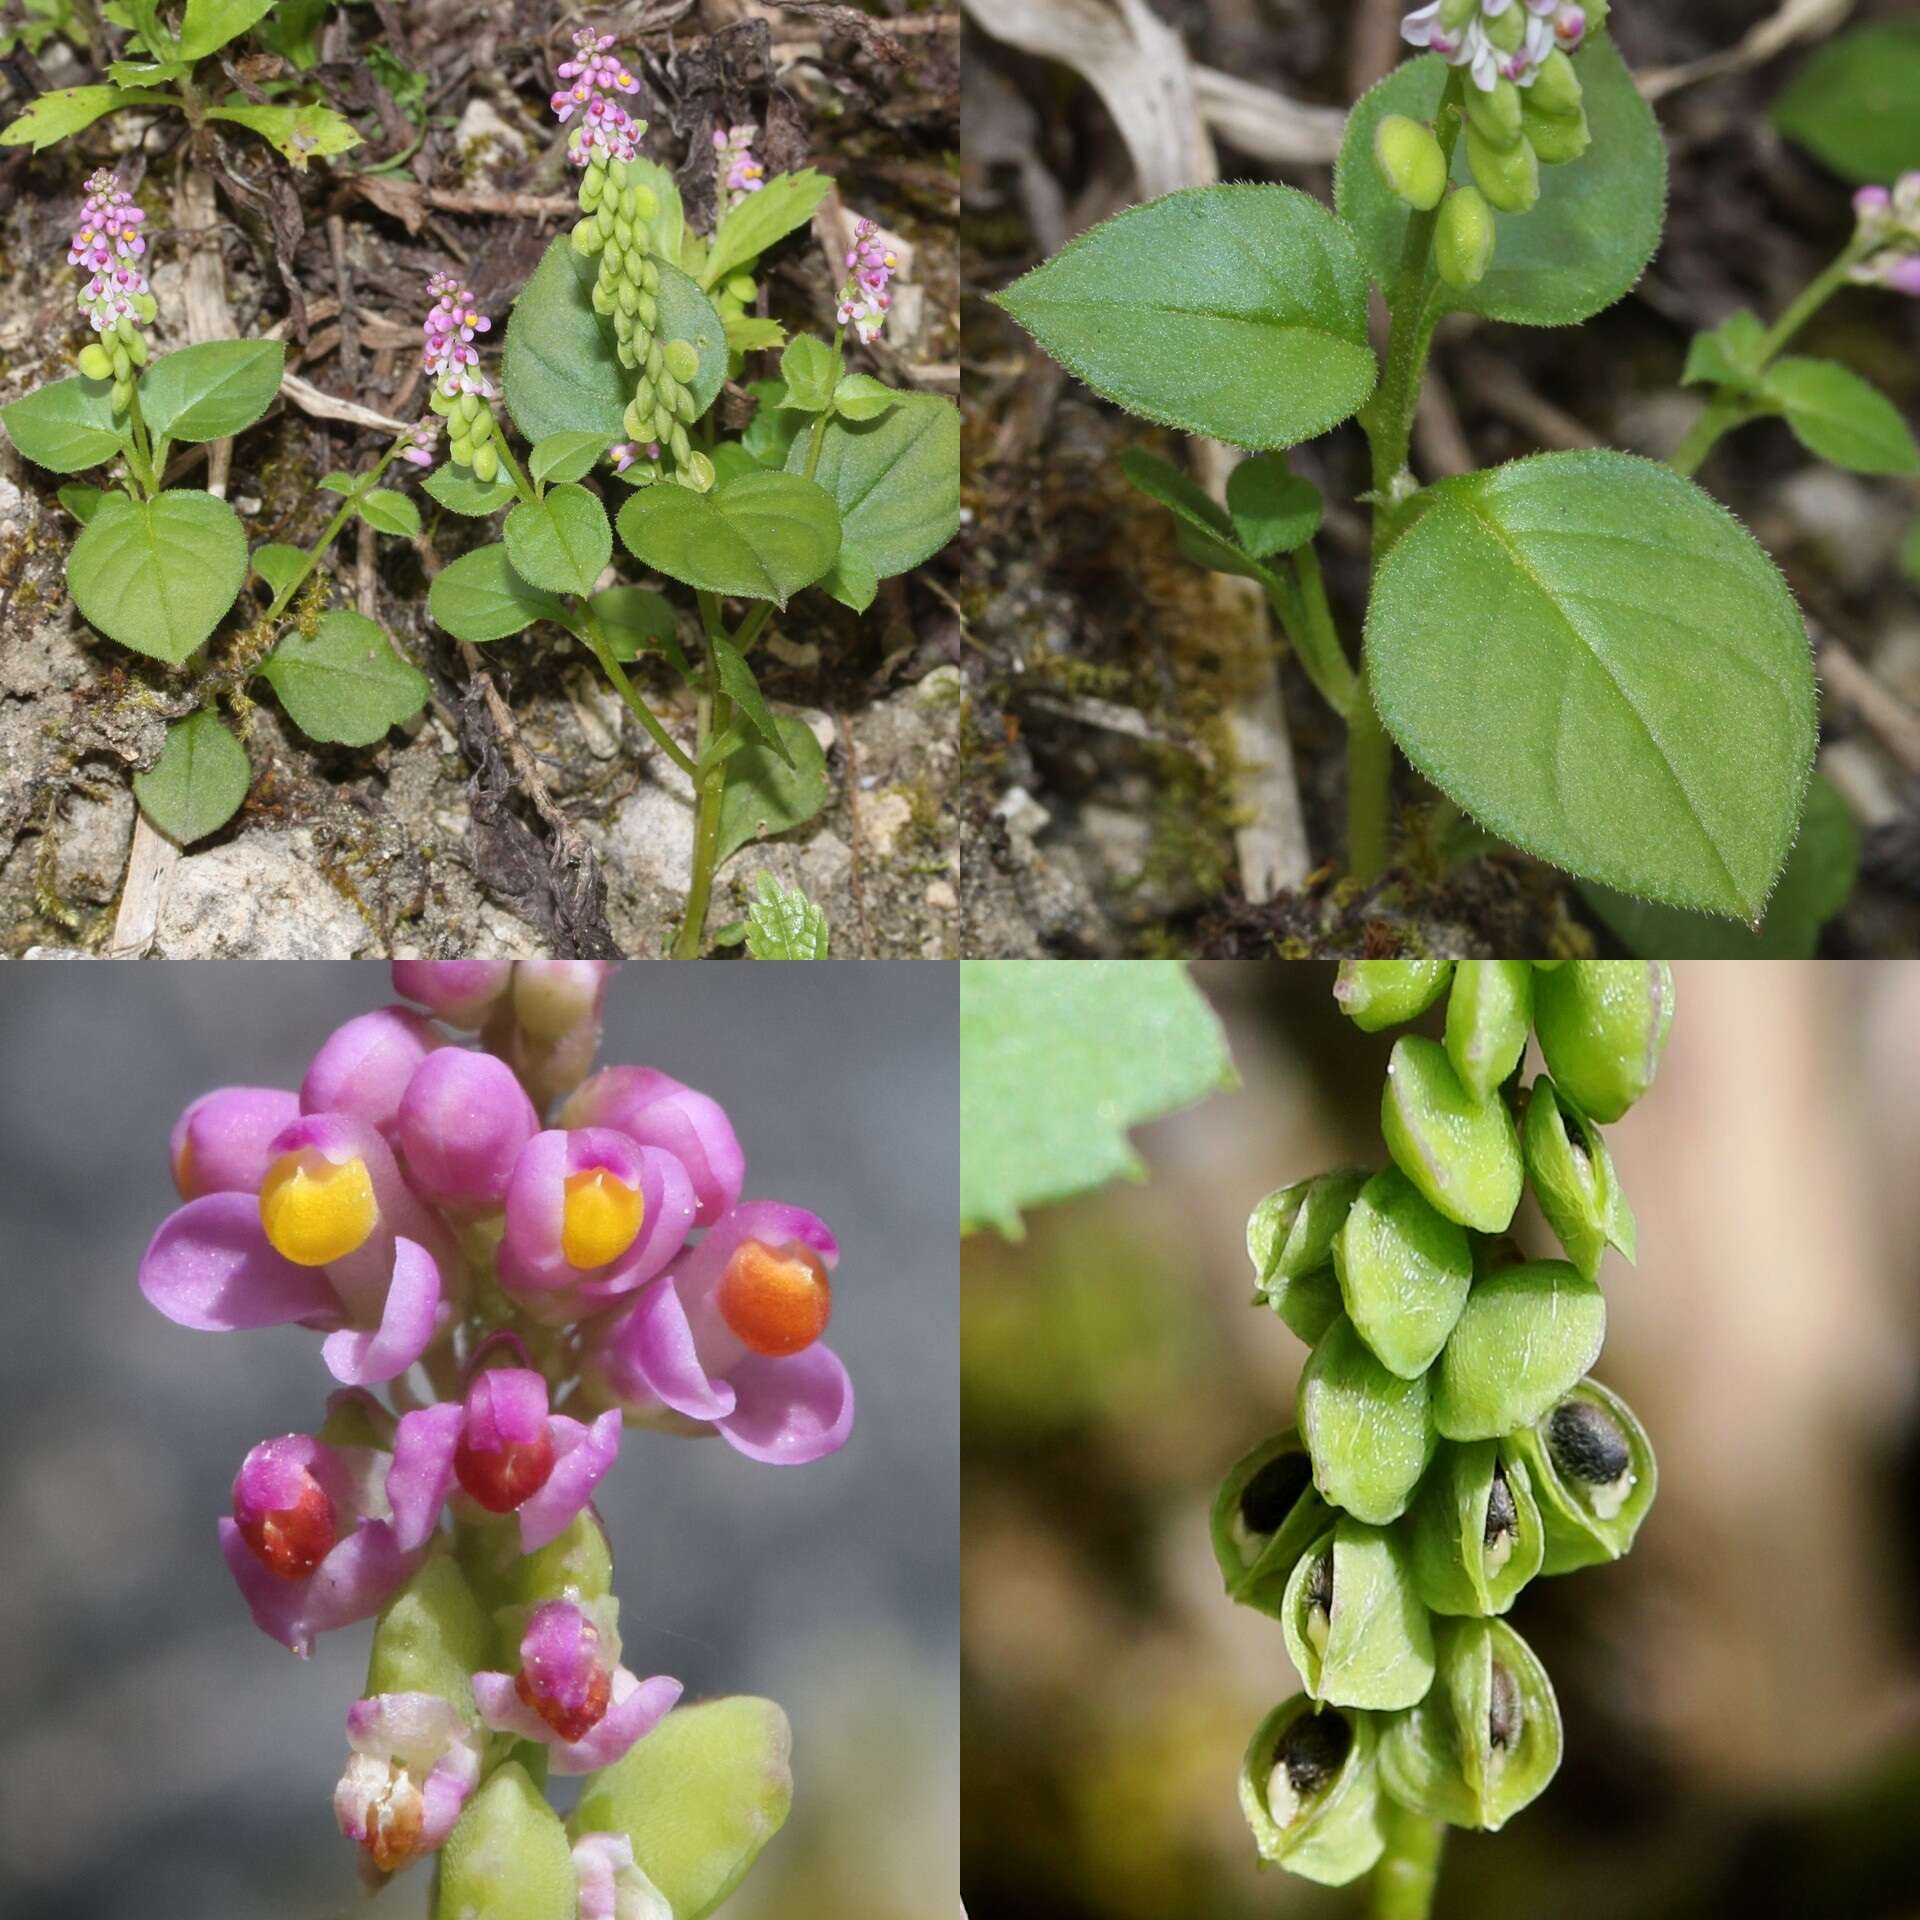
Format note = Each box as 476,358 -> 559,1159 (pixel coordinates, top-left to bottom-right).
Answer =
1466,125 -> 1541,215
1584,0 -> 1610,31
1299,1314 -> 1436,1525
1332,1167 -> 1471,1379
1433,1260 -> 1605,1441
1239,1699 -> 1385,1885
366,1553 -> 491,1715
472,443 -> 499,483
1521,1077 -> 1635,1281
1282,1516 -> 1435,1710
1510,1377 -> 1656,1573
1464,78 -> 1524,153
1406,1440 -> 1545,1616
1532,961 -> 1674,1124
1211,1429 -> 1333,1613
1444,960 -> 1533,1105
1439,0 -> 1477,29
681,450 -> 717,494
569,1698 -> 794,1919
1247,1169 -> 1369,1344
1523,101 -> 1591,165
1380,1036 -> 1524,1234
1374,114 -> 1449,211
1530,48 -> 1584,117
664,338 -> 701,385
77,343 -> 113,381
1333,959 -> 1452,1031
437,1763 -> 576,1920
1379,1617 -> 1561,1831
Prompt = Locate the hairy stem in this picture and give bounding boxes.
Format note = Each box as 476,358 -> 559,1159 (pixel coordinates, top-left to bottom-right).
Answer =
1369,1802 -> 1447,1920
1291,542 -> 1357,716
800,324 -> 848,483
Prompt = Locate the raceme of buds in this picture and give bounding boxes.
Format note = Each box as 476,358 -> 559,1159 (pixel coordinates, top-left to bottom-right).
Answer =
138,963 -> 842,1892
1401,0 -> 1602,92
1222,961 -> 1664,1881
69,169 -> 157,414
420,271 -> 504,482
836,218 -> 899,346
1851,174 -> 1920,298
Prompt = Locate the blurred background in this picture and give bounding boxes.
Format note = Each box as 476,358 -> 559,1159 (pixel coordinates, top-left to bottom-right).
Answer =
963,961 -> 1920,1917
0,962 -> 957,1920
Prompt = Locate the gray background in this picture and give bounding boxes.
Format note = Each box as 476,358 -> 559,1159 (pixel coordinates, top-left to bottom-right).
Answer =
0,962 -> 958,1920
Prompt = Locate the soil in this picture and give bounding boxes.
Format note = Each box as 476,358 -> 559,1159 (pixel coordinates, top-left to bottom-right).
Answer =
958,0 -> 1920,958
0,0 -> 961,958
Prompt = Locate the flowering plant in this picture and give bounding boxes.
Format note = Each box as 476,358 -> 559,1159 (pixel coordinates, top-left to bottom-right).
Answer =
137,959 -> 846,1914
994,2 -> 1917,943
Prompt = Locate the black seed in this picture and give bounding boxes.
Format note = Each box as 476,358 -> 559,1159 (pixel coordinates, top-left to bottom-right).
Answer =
1280,1710 -> 1351,1797
1547,1399 -> 1631,1486
1239,1449 -> 1312,1537
1305,1551 -> 1334,1617
1483,1461 -> 1518,1545
1488,1662 -> 1524,1751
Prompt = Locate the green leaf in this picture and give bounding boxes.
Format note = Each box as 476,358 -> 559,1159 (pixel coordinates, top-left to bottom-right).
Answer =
107,59 -> 191,85
1681,310 -> 1765,391
423,465 -> 516,517
711,637 -> 792,764
258,609 -> 430,747
429,543 -> 567,643
503,237 -> 726,446
704,169 -> 832,287
817,547 -> 879,614
784,392 -> 958,603
725,313 -> 787,355
137,340 -> 285,444
779,334 -> 836,413
617,470 -> 840,607
1337,39 -> 1665,327
0,85 -> 167,151
504,483 -> 612,598
591,585 -> 689,676
1365,450 -> 1814,922
742,871 -> 829,958
132,709 -> 249,845
251,541 -> 306,597
317,471 -> 357,494
833,372 -> 897,423
57,484 -> 108,525
206,101 -> 361,167
1772,20 -> 1920,185
1120,447 -> 1273,584
356,490 -> 420,538
570,1699 -> 793,1920
716,714 -> 830,866
960,959 -> 1236,1237
1582,775 -> 1858,959
1227,456 -> 1323,559
177,0 -> 274,58
530,430 -> 615,487
994,183 -> 1375,449
253,0 -> 329,67
1762,357 -> 1920,476
66,488 -> 247,664
743,380 -> 807,469
621,155 -> 687,266
0,373 -> 126,473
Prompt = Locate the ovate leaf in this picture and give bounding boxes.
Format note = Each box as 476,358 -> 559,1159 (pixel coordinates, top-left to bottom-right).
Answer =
716,714 -> 829,865
591,586 -> 689,676
779,334 -> 835,413
617,471 -> 840,606
206,101 -> 361,167
0,373 -> 126,473
711,637 -> 791,763
423,466 -> 516,517
504,483 -> 611,598
0,85 -> 167,151
177,0 -> 275,58
1762,358 -> 1920,476
1120,447 -> 1272,584
1227,456 -> 1323,558
994,183 -> 1375,449
259,609 -> 430,747
704,170 -> 833,287
429,543 -> 567,643
58,484 -> 109,525
1773,21 -> 1920,185
1336,39 -> 1665,327
529,430 -> 614,487
66,488 -> 247,663
1365,450 -> 1814,922
133,709 -> 250,845
137,340 -> 285,443
959,959 -> 1236,1237
356,489 -> 421,538
251,542 -> 306,597
1681,310 -> 1765,391
743,871 -> 829,958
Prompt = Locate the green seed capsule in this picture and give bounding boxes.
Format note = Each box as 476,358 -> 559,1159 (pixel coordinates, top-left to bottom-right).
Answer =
1299,1314 -> 1436,1525
1521,1077 -> 1635,1281
111,377 -> 133,414
1380,1036 -> 1524,1233
1463,77 -> 1524,153
680,450 -> 717,494
1466,124 -> 1541,214
1533,960 -> 1674,1124
580,169 -> 604,211
619,283 -> 640,317
1378,1616 -> 1561,1831
1239,1699 -> 1386,1885
1444,960 -> 1533,1105
1332,1166 -> 1472,1379
614,216 -> 635,251
1436,188 -> 1497,289
637,293 -> 657,330
1510,1377 -> 1656,1573
1374,113 -> 1449,211
1532,48 -> 1584,115
591,280 -> 615,317
472,443 -> 499,483
672,382 -> 697,423
111,346 -> 131,381
1482,2 -> 1524,53
1406,1439 -> 1545,1616
1247,1169 -> 1369,1345
571,216 -> 603,256
631,184 -> 658,220
1523,100 -> 1591,165
641,257 -> 660,292
1432,1260 -> 1605,1441
646,340 -> 665,379
1211,1429 -> 1333,1613
77,343 -> 114,381
1283,1516 -> 1435,1710
450,433 -> 473,464
652,404 -> 677,443
669,422 -> 690,463
124,329 -> 148,366
1334,959 -> 1452,1031
622,400 -> 647,440
663,338 -> 700,385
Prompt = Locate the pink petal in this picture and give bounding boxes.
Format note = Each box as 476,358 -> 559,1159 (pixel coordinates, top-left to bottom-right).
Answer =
139,1193 -> 340,1331
385,1402 -> 464,1551
606,1276 -> 736,1421
561,1068 -> 745,1225
550,1671 -> 684,1775
519,1411 -> 621,1552
391,960 -> 514,1029
300,1007 -> 439,1138
716,1343 -> 855,1465
472,1669 -> 552,1742
321,1237 -> 443,1385
170,1087 -> 300,1197
398,1048 -> 539,1205
220,1517 -> 418,1657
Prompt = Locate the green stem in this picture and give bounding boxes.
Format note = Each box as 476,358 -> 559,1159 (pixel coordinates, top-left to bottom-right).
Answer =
1668,242 -> 1870,478
578,604 -> 698,779
1290,542 -> 1357,716
258,436 -> 409,628
122,385 -> 160,499
672,600 -> 732,960
1369,1802 -> 1447,1920
799,324 -> 847,483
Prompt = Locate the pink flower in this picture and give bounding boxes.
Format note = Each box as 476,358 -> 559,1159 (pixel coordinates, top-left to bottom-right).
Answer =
399,417 -> 439,468
835,218 -> 898,346
558,1064 -> 745,1226
334,1692 -> 484,1874
421,272 -> 495,400
714,122 -> 766,205
551,26 -> 643,165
